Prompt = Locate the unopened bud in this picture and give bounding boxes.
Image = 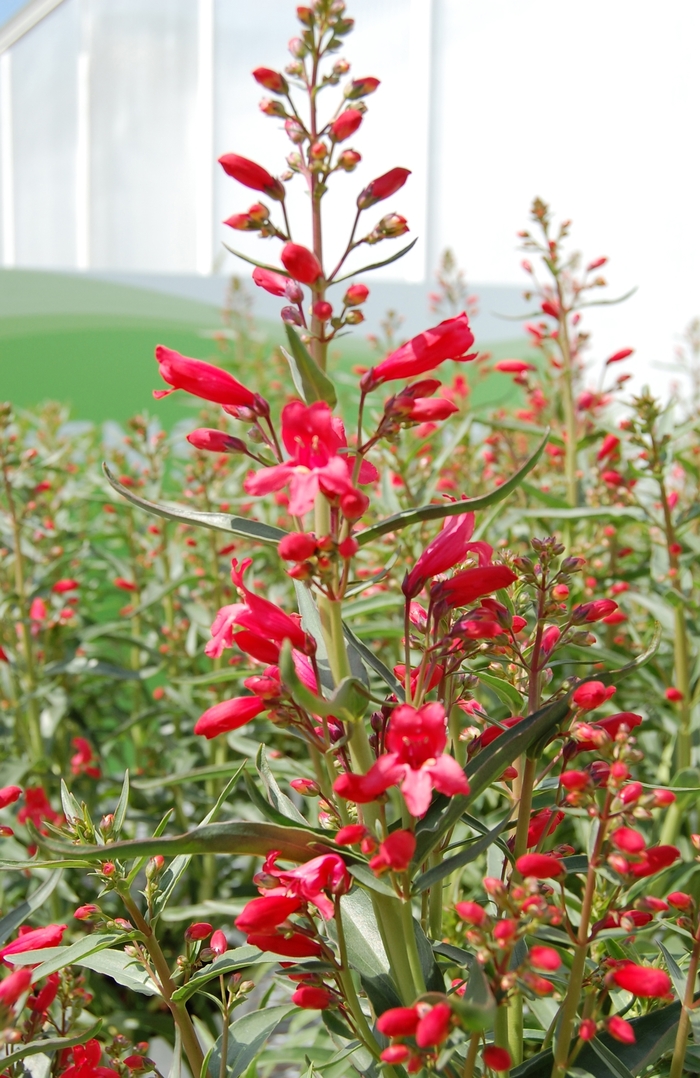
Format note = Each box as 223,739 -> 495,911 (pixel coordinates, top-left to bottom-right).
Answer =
281,306 -> 303,326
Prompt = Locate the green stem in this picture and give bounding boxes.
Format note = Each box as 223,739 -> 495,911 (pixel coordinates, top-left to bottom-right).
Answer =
400,896 -> 427,997
428,854 -> 443,940
463,1032 -> 481,1078
669,933 -> 700,1078
554,283 -> 578,508
673,604 -> 692,771
335,897 -> 383,1056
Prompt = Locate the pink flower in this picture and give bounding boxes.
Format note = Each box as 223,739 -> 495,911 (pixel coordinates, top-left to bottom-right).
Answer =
335,702 -> 469,818
610,963 -> 671,998
0,785 -> 21,809
361,314 -> 476,391
186,429 -> 246,454
402,511 -> 486,599
244,401 -> 376,518
0,924 -> 66,964
281,243 -> 323,284
572,681 -> 616,710
70,737 -> 100,779
218,153 -> 285,200
431,564 -> 518,609
194,695 -> 266,739
357,167 -> 411,210
235,896 -> 302,934
252,267 -> 290,295
154,346 -> 257,408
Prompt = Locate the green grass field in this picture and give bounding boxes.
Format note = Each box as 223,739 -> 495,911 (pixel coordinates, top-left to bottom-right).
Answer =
0,269 -> 529,425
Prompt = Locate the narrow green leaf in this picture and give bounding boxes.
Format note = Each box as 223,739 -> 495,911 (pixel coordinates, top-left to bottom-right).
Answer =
113,770 -> 130,837
132,761 -> 247,791
27,933 -> 126,980
476,671 -> 523,712
451,958 -> 496,1032
60,780 -> 84,823
0,1022 -> 103,1067
222,244 -> 291,276
342,621 -> 405,700
348,863 -> 396,897
283,326 -> 337,407
658,941 -> 686,1001
210,1005 -> 294,1078
356,429 -> 549,546
589,1037 -> 635,1078
103,465 -> 285,545
171,948 -> 269,1003
256,746 -> 308,825
412,812 -> 511,893
0,870 -> 63,945
333,237 -> 419,283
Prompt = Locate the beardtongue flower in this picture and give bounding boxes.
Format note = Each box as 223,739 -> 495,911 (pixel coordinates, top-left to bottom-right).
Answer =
606,348 -> 634,365
515,853 -> 565,879
186,429 -> 247,455
376,1006 -> 420,1037
361,313 -> 475,391
330,108 -> 363,141
0,785 -> 21,809
194,695 -> 266,739
494,359 -> 537,374
357,166 -> 411,209
610,963 -> 671,998
245,932 -> 322,958
291,985 -> 333,1009
154,346 -> 258,409
0,924 -> 67,964
483,1046 -> 512,1072
281,243 -> 323,283
335,702 -> 469,817
218,153 -> 285,200
235,895 -> 302,934
403,511 -> 482,599
252,67 -> 288,94
345,75 -> 380,99
572,681 -> 616,710
369,829 -> 416,875
0,967 -> 32,1005
573,711 -> 642,751
431,564 -> 518,609
607,1015 -> 635,1044
416,1002 -> 452,1047
627,844 -> 680,878
252,267 -> 290,296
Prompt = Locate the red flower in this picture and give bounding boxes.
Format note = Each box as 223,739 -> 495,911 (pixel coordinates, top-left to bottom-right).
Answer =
402,511 -> 484,599
334,824 -> 368,847
627,845 -> 680,879
529,946 -> 561,971
244,401 -> 376,518
597,433 -> 621,461
281,243 -> 323,284
252,67 -> 288,93
154,346 -> 257,408
573,711 -> 641,751
606,348 -> 634,366
235,896 -> 301,934
292,985 -> 333,1009
610,827 -> 645,854
71,737 -> 100,779
560,770 -> 590,791
17,786 -> 61,828
247,932 -> 322,958
60,1040 -> 121,1078
494,359 -> 536,374
345,76 -> 380,99
186,429 -> 246,454
525,808 -> 564,848
483,1046 -> 512,1072
0,967 -> 32,1005
114,577 -> 137,592
431,564 -> 518,609
194,695 -> 266,739
610,963 -> 671,998
416,1002 -> 452,1047
665,686 -> 684,702
330,108 -> 363,141
0,924 -> 66,964
572,681 -> 616,710
27,972 -> 60,1013
218,153 -> 284,200
376,1006 -> 420,1037
210,930 -> 228,955
357,167 -> 411,209
52,578 -> 79,593
515,853 -> 565,879
361,313 -> 475,391
252,267 -> 290,295
369,830 -> 416,875
0,785 -> 21,809
335,702 -> 469,817
667,891 -> 693,909
607,1015 -> 635,1044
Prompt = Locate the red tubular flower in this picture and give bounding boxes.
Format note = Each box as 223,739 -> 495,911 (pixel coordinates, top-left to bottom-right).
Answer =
185,922 -> 212,942
291,985 -> 333,1009
281,243 -> 323,283
369,830 -> 416,875
74,905 -> 100,920
574,599 -> 618,622
357,167 -> 411,209
194,695 -> 266,739
345,76 -> 380,99
330,108 -> 363,141
402,511 -> 479,599
667,891 -> 693,909
628,845 -> 680,878
210,930 -> 228,955
154,346 -> 257,408
0,967 -> 32,1005
252,67 -> 288,93
573,711 -> 642,752
218,153 -> 285,200
416,1002 -> 452,1047
606,348 -> 634,365
611,963 -> 671,998
186,429 -> 246,454
455,901 -> 487,925
494,359 -> 536,374
361,313 -> 475,391
376,1006 -> 420,1037
529,945 -> 561,971
560,770 -> 590,791
334,824 -> 368,846
114,577 -> 136,592
247,932 -> 322,958
252,267 -> 290,295
597,433 -> 621,461
610,827 -> 645,854
344,282 -> 369,305
572,681 -> 616,710
483,1046 -> 512,1072
71,737 -> 100,779
277,533 -> 318,561
27,972 -> 60,1012
431,564 -> 518,609
405,397 -> 459,422
665,687 -> 684,702
0,785 -> 21,809
515,853 -> 565,879
17,786 -> 61,828
61,1040 -> 121,1078
235,896 -> 301,934
0,924 -> 67,963
608,1015 -> 635,1044
526,808 -> 564,848
52,578 -> 79,593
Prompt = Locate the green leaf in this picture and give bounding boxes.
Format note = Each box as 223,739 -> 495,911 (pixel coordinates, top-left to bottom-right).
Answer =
222,244 -> 291,277
415,697 -> 571,864
451,957 -> 496,1032
333,237 -> 419,283
356,429 -> 549,546
476,671 -> 523,711
348,863 -> 397,898
36,820 -> 330,865
412,812 -> 512,893
658,941 -> 685,1001
26,933 -> 126,980
171,948 -> 270,1003
132,761 -> 247,791
0,1021 -> 103,1067
412,915 -> 444,992
283,326 -> 337,407
103,465 -> 285,545
60,780 -> 84,823
210,1005 -> 294,1078
589,1037 -> 636,1078
0,870 -> 63,945
77,947 -> 161,996
338,889 -> 389,978
256,746 -> 308,825
342,621 -> 404,700
113,770 -> 130,837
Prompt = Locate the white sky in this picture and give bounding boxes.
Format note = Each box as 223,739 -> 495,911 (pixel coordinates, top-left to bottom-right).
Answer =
223,0 -> 700,388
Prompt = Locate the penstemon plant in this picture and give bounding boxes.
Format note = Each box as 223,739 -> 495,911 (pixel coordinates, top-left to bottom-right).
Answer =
1,5 -> 699,1078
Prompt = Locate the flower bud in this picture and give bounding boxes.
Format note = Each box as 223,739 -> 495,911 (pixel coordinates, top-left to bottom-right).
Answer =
290,777 -> 319,796
259,98 -> 287,118
253,67 -> 288,94
285,280 -> 304,304
337,536 -> 358,558
337,149 -> 361,171
281,306 -> 303,326
579,1019 -> 597,1041
74,904 -> 101,921
345,309 -> 364,324
313,300 -> 333,321
278,532 -> 318,561
185,922 -> 213,942
344,76 -> 380,99
344,282 -> 369,306
210,930 -> 228,955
